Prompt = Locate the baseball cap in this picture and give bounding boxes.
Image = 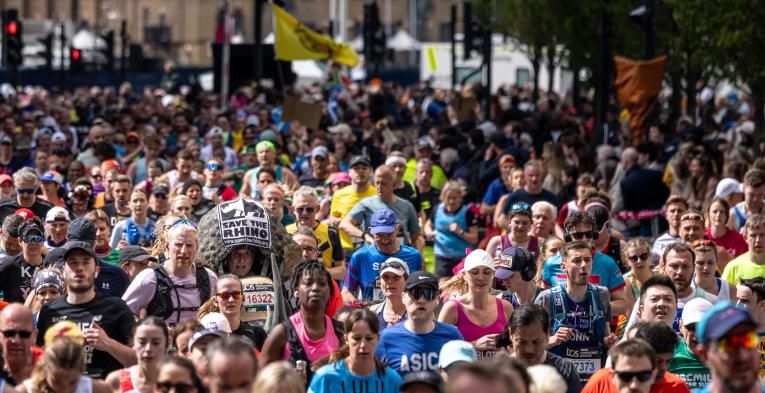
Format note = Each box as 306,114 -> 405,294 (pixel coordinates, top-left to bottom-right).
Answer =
246,114 -> 260,127
62,240 -> 97,260
495,247 -> 533,280
206,126 -> 225,139
67,218 -> 97,243
152,184 -> 170,196
349,155 -> 371,168
43,247 -> 66,268
311,145 -> 329,159
20,221 -> 44,238
200,312 -> 233,334
40,171 -> 63,185
119,245 -> 157,265
0,134 -> 11,144
585,202 -> 610,232
404,271 -> 439,291
188,329 -> 226,352
45,207 -> 71,223
415,137 -> 435,151
499,154 -> 516,167
400,371 -> 443,392
126,131 -> 140,141
463,249 -> 495,273
0,174 -> 12,185
101,160 -> 121,173
697,301 -> 757,344
259,129 -> 278,142
15,208 -> 34,219
682,298 -> 714,326
438,340 -> 477,369
379,257 -> 410,277
329,172 -> 351,186
369,208 -> 398,235
715,178 -> 744,199
32,269 -> 65,295
51,132 -> 67,143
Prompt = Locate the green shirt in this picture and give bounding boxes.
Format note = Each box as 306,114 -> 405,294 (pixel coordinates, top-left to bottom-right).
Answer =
97,248 -> 121,266
669,341 -> 711,390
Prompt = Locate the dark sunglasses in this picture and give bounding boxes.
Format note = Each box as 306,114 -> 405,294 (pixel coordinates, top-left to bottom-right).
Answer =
15,188 -> 35,195
23,234 -> 44,243
614,370 -> 653,383
206,162 -> 223,171
217,291 -> 243,301
681,214 -> 703,222
511,202 -> 531,212
408,286 -> 438,301
569,231 -> 595,240
380,260 -> 407,272
295,206 -> 315,214
1,329 -> 33,339
627,252 -> 649,262
156,382 -> 195,393
153,193 -> 168,199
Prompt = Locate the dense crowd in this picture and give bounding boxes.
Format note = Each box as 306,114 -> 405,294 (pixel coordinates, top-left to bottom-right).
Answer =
0,73 -> 762,393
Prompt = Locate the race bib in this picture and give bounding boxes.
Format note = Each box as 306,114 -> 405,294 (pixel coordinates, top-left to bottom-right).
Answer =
372,278 -> 385,303
242,283 -> 275,312
571,358 -> 600,375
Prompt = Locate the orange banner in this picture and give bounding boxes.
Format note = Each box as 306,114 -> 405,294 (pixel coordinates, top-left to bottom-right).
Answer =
613,55 -> 668,144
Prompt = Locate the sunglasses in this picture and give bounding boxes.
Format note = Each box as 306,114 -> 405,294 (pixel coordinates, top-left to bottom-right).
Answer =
627,252 -> 649,262
380,260 -> 407,273
16,188 -> 35,195
295,206 -> 315,214
569,231 -> 595,240
511,202 -> 531,212
217,291 -> 243,301
170,219 -> 197,229
614,370 -> 653,383
407,286 -> 438,301
681,214 -> 703,222
156,382 -> 195,393
717,331 -> 759,354
206,162 -> 224,171
1,329 -> 33,339
23,234 -> 44,243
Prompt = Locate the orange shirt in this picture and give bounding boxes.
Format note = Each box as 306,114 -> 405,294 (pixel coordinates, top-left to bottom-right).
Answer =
582,368 -> 691,393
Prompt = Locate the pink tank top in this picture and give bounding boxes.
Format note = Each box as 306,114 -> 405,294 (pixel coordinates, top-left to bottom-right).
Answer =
452,298 -> 507,343
282,312 -> 340,363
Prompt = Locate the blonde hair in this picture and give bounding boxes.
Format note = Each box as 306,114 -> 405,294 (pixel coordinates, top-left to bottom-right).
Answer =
252,361 -> 305,393
528,364 -> 567,393
439,179 -> 465,202
440,271 -> 469,300
151,214 -> 186,258
30,336 -> 85,393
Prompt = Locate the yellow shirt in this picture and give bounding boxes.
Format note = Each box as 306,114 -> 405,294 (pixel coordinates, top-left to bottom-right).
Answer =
330,185 -> 377,249
722,252 -> 765,285
403,159 -> 447,190
286,222 -> 340,269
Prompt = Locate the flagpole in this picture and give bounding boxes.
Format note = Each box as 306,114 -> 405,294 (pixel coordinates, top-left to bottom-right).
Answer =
221,0 -> 232,110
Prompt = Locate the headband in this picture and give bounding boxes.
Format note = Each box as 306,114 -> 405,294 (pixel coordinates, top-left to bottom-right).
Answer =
584,201 -> 610,212
263,184 -> 285,198
385,156 -> 407,167
256,141 -> 276,153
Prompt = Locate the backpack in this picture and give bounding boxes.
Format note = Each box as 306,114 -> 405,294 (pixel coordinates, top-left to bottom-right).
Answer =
146,265 -> 211,321
126,218 -> 156,247
550,284 -> 607,344
282,316 -> 344,383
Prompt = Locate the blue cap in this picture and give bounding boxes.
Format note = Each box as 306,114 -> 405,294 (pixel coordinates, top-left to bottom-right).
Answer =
697,301 -> 757,344
369,208 -> 398,234
67,218 -> 96,243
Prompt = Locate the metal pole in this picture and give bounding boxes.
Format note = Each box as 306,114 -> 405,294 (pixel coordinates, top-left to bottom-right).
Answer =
338,0 -> 347,42
450,3 -> 456,90
58,23 -> 65,88
644,0 -> 655,59
253,0 -> 263,84
483,29 -> 491,121
221,0 -> 231,110
384,0 -> 392,42
329,0 -> 336,37
595,7 -> 611,144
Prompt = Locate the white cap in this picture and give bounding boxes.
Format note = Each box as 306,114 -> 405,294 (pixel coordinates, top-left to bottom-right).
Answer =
206,126 -> 225,139
45,207 -> 71,223
438,340 -> 477,368
246,114 -> 260,127
379,257 -> 410,277
51,132 -> 67,143
715,178 -> 744,199
463,249 -> 495,272
200,312 -> 232,333
682,298 -> 714,326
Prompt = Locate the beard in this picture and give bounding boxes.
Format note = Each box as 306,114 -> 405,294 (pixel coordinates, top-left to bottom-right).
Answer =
68,278 -> 95,293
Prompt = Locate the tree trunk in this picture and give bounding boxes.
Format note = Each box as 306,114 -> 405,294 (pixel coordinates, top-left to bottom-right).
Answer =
754,90 -> 765,132
546,44 -> 556,94
531,43 -> 542,104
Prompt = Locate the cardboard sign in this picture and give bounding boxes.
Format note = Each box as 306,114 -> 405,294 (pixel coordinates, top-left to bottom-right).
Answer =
217,197 -> 272,249
282,94 -> 323,131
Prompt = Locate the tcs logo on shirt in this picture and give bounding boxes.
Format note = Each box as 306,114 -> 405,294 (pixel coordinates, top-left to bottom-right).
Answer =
399,352 -> 439,373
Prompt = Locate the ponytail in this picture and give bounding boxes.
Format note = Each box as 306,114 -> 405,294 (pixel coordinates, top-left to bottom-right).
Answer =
440,271 -> 469,300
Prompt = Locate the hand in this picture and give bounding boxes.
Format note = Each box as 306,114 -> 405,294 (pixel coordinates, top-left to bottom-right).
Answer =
448,223 -> 460,233
84,322 -> 112,352
473,334 -> 498,351
548,327 -> 574,348
603,333 -> 617,348
327,216 -> 341,227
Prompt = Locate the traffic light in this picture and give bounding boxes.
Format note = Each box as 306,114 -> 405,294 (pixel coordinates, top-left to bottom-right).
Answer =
2,9 -> 23,67
363,2 -> 386,64
37,32 -> 53,70
69,47 -> 83,72
463,1 -> 483,61
98,30 -> 115,70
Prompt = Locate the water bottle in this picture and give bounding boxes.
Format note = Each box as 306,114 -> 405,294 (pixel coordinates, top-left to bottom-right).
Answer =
295,360 -> 307,381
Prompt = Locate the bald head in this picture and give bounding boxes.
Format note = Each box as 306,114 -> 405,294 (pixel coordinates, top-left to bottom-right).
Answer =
0,303 -> 34,330
621,147 -> 638,171
374,165 -> 396,182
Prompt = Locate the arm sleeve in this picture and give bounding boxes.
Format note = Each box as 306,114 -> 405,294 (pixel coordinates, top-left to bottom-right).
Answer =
347,200 -> 368,226
343,255 -> 361,292
327,227 -> 344,263
110,221 -> 125,249
120,269 -> 158,315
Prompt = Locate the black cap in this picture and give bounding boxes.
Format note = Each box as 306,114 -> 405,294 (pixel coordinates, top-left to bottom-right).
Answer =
400,371 -> 443,392
585,203 -> 610,232
404,271 -> 439,291
62,240 -> 97,260
119,245 -> 157,265
20,222 -> 44,238
349,155 -> 371,168
67,218 -> 96,243
152,185 -> 169,195
43,247 -> 67,268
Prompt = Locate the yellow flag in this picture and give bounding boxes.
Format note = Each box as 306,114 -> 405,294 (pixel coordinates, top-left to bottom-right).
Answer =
273,5 -> 360,67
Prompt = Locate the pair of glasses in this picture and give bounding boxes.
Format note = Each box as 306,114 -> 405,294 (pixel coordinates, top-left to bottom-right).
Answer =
407,286 -> 438,301
24,234 -> 44,243
1,329 -> 33,339
613,370 -> 653,383
156,382 -> 195,393
380,260 -> 407,272
16,188 -> 35,195
681,214 -> 703,222
206,162 -> 223,171
511,202 -> 531,212
569,231 -> 595,240
301,246 -> 318,254
717,331 -> 759,354
295,206 -> 315,214
154,193 -> 168,199
217,291 -> 243,301
627,252 -> 649,262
